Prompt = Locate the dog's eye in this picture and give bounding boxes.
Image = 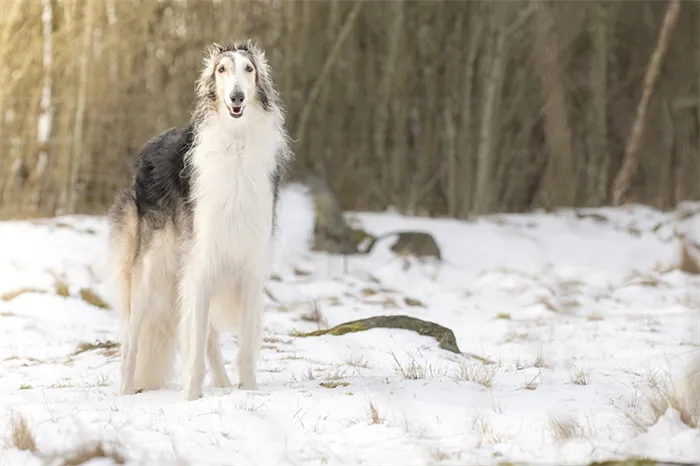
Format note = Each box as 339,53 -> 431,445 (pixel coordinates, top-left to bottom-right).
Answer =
217,65 -> 225,73
245,65 -> 254,73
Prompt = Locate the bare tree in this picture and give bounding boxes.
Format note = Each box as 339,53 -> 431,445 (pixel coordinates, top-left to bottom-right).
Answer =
584,1 -> 611,206
454,3 -> 484,217
612,0 -> 681,206
374,1 -> 404,198
531,0 -> 576,209
472,2 -> 509,215
0,0 -> 697,220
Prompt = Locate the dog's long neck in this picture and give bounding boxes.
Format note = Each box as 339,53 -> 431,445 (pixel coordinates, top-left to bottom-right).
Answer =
185,104 -> 282,275
187,106 -> 281,203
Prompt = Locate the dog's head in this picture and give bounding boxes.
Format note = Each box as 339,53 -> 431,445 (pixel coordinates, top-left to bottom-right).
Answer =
196,40 -> 274,121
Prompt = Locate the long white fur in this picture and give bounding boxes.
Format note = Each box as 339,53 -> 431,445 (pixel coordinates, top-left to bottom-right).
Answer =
179,50 -> 286,401
116,204 -> 239,395
118,225 -> 180,395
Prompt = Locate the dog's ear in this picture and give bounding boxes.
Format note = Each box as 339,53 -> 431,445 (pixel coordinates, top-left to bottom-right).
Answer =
195,43 -> 223,102
204,43 -> 224,61
248,42 -> 269,77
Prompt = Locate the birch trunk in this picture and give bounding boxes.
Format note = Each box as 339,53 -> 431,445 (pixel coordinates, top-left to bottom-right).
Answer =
473,3 -> 508,215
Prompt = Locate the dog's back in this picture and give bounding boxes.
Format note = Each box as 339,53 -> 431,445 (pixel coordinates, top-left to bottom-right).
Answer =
108,126 -> 195,314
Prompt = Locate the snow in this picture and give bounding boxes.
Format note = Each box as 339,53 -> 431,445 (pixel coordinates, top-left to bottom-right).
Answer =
1,187 -> 699,466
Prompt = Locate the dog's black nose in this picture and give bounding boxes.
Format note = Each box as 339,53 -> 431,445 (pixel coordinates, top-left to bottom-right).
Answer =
230,92 -> 245,106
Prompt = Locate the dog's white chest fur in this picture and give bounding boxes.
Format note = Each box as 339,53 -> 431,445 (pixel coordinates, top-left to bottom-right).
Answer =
190,116 -> 279,275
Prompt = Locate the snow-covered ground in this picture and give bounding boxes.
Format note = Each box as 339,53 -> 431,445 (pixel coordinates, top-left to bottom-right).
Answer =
1,185 -> 699,466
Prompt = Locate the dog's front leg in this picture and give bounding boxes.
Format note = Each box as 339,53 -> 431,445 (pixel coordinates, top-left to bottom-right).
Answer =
180,267 -> 213,401
208,325 -> 232,388
237,273 -> 264,390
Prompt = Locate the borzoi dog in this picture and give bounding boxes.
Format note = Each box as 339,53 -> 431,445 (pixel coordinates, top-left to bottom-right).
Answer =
108,40 -> 291,401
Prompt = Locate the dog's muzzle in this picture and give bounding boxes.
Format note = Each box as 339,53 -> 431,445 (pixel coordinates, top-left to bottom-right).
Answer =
229,91 -> 245,118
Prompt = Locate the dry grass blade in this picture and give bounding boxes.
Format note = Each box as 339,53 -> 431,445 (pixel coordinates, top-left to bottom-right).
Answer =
9,413 -> 37,452
344,355 -> 371,369
522,372 -> 540,390
1,288 -> 46,301
390,352 -> 431,380
533,351 -> 548,368
73,340 -> 119,356
570,366 -> 590,385
403,296 -> 425,307
612,357 -> 699,432
59,440 -> 126,466
367,399 -> 385,425
54,278 -> 70,297
300,300 -> 327,329
548,416 -> 581,444
78,288 -> 111,310
453,361 -> 495,388
320,381 -> 350,389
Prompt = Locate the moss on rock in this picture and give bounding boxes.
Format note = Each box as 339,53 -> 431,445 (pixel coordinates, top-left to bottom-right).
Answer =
294,315 -> 461,354
588,459 -> 656,466
351,227 -> 376,247
363,231 -> 442,260
500,458 -> 668,466
390,232 -> 441,260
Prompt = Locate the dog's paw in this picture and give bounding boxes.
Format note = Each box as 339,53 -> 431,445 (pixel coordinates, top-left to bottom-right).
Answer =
238,379 -> 259,391
213,374 -> 233,388
119,383 -> 135,395
183,385 -> 203,401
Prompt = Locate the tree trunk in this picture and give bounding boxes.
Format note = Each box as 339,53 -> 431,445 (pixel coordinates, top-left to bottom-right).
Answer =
374,0 -> 404,201
62,0 -> 94,214
612,0 -> 681,206
584,1 -> 609,206
473,2 -> 508,215
531,0 -> 576,210
456,4 -> 485,217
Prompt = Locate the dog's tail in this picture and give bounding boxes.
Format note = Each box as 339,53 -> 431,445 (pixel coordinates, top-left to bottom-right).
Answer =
108,188 -> 139,325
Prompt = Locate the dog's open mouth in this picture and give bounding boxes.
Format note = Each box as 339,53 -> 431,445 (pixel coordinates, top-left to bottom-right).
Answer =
230,106 -> 244,118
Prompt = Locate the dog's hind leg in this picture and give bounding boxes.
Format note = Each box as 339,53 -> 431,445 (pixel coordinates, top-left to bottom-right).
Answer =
133,308 -> 177,391
207,326 -> 232,388
120,265 -> 147,395
123,242 -> 179,394
236,274 -> 264,391
133,233 -> 179,392
110,190 -> 142,395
